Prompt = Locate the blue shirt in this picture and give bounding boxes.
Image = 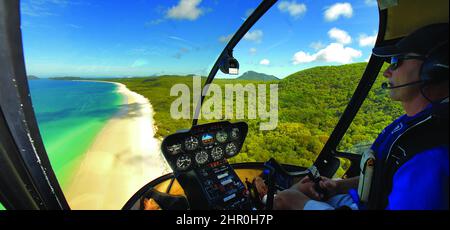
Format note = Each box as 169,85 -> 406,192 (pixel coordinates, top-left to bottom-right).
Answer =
370,103 -> 449,210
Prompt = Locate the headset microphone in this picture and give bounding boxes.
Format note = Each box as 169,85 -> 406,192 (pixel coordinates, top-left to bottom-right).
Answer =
381,80 -> 424,89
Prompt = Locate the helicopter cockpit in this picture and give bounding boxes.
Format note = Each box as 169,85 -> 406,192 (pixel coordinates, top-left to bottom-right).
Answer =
0,0 -> 448,211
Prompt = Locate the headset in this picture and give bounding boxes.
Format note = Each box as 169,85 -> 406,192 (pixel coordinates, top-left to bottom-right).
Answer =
420,40 -> 449,84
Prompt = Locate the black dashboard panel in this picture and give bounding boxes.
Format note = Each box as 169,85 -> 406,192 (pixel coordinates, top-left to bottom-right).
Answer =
161,121 -> 251,209
161,121 -> 248,172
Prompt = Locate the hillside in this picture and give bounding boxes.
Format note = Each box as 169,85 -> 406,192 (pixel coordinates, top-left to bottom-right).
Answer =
237,71 -> 279,81
27,75 -> 40,80
111,62 -> 402,176
279,63 -> 401,150
49,76 -> 86,80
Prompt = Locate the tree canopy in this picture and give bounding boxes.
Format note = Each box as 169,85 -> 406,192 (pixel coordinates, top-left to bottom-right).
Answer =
111,62 -> 402,177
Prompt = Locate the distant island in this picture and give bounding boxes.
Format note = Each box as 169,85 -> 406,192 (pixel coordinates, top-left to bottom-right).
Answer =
237,71 -> 279,81
42,72 -> 279,81
27,75 -> 40,80
49,76 -> 86,80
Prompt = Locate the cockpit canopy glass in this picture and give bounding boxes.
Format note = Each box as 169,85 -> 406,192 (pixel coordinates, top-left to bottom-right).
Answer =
20,0 -> 388,210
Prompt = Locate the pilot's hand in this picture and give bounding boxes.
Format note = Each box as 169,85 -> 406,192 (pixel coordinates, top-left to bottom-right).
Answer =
273,189 -> 310,210
253,177 -> 268,198
318,176 -> 338,197
294,176 -> 322,200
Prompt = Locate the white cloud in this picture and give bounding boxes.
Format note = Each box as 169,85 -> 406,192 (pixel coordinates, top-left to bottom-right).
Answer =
168,36 -> 190,43
278,1 -> 307,18
359,34 -> 377,47
324,2 -> 353,21
167,0 -> 204,20
249,48 -> 257,55
218,34 -> 233,43
260,59 -> 270,65
292,43 -> 362,64
310,41 -> 325,50
328,27 -> 352,44
292,52 -> 316,64
244,30 -> 263,43
316,44 -> 361,63
365,0 -> 378,6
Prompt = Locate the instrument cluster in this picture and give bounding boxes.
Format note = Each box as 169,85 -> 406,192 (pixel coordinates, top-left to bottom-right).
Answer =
161,121 -> 248,172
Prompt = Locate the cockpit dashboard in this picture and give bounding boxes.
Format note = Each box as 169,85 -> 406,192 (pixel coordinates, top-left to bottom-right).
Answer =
162,121 -> 247,172
161,121 -> 251,209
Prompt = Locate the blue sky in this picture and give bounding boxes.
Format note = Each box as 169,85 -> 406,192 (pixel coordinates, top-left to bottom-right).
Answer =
20,0 -> 379,78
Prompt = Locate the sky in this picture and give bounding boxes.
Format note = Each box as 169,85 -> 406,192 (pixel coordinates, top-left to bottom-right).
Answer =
20,0 -> 379,79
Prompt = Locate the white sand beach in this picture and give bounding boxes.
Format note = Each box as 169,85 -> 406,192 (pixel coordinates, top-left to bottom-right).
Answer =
65,82 -> 171,210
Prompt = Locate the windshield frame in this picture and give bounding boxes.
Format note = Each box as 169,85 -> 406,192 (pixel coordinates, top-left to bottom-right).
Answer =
192,0 -> 277,127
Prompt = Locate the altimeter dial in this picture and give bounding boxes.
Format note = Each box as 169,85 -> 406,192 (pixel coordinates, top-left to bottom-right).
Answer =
176,154 -> 192,171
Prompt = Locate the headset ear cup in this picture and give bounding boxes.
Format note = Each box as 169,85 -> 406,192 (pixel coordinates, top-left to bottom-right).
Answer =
419,57 -> 448,83
420,41 -> 449,83
420,58 -> 432,82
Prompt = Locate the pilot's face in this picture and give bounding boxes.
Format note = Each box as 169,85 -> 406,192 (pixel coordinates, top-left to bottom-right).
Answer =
383,53 -> 424,102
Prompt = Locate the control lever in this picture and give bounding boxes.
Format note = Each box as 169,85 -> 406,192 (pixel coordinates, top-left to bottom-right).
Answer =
263,165 -> 276,210
306,165 -> 328,199
140,188 -> 189,210
262,158 -> 310,209
262,159 -> 329,209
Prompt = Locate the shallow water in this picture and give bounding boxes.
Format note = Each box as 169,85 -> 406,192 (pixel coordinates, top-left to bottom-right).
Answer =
28,79 -> 123,189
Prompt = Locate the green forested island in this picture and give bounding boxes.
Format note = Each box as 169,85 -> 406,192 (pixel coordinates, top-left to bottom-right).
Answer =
27,75 -> 40,80
49,76 -> 87,80
237,71 -> 279,81
110,62 -> 402,176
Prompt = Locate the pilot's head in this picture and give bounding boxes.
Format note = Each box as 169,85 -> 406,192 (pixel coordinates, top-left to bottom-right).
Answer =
373,23 -> 449,103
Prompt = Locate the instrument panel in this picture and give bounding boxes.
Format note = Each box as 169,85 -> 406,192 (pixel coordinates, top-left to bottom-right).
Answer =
160,121 -> 251,210
161,121 -> 248,172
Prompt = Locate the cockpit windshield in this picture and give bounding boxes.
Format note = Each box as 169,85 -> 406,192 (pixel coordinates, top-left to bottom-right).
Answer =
21,0 -> 263,77
19,0 -> 390,210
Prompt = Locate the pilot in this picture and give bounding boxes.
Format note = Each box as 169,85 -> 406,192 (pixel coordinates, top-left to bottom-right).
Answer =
273,23 -> 449,210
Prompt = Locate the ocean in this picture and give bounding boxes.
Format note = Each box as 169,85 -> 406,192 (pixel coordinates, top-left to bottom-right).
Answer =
28,79 -> 123,189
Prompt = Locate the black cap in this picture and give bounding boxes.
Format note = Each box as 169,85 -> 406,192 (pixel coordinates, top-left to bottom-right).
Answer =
372,23 -> 449,57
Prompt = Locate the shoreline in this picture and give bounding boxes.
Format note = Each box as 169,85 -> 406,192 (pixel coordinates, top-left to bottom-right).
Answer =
64,81 -> 171,210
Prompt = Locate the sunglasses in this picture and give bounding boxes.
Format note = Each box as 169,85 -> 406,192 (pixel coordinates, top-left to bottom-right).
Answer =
388,55 -> 426,70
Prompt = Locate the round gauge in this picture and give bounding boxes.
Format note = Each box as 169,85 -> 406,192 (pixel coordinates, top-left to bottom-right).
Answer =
231,128 -> 240,140
167,143 -> 182,155
176,154 -> 192,171
211,146 -> 224,161
216,130 -> 228,143
225,142 -> 238,157
184,136 -> 199,151
195,150 -> 209,165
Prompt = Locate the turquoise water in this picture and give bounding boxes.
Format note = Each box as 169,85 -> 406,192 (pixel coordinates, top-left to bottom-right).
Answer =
28,80 -> 123,189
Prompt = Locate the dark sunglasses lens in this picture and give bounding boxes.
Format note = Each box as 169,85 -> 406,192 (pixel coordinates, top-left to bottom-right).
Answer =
390,56 -> 399,64
389,57 -> 399,70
